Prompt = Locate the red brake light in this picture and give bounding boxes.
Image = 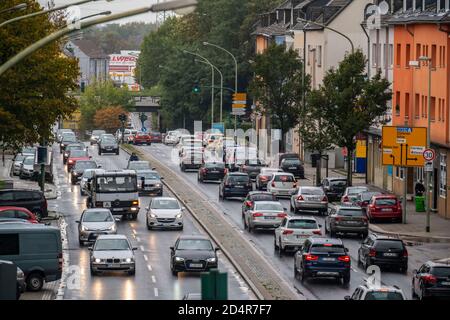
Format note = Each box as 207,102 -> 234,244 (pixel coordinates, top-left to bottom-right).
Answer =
335,216 -> 342,221
338,255 -> 351,262
245,201 -> 253,207
422,275 -> 437,284
271,181 -> 276,187
403,249 -> 408,257
323,243 -> 333,247
252,212 -> 263,218
304,254 -> 319,261
282,229 -> 294,235
342,196 -> 349,202
322,196 -> 328,202
260,176 -> 269,181
297,195 -> 304,201
68,160 -> 74,163
312,230 -> 322,235
277,213 -> 287,218
369,248 -> 376,257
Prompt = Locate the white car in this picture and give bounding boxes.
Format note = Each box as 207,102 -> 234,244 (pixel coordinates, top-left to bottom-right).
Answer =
164,131 -> 180,145
345,283 -> 407,300
267,172 -> 297,198
274,216 -> 322,254
12,154 -> 27,176
146,197 -> 184,230
203,132 -> 223,147
19,156 -> 35,179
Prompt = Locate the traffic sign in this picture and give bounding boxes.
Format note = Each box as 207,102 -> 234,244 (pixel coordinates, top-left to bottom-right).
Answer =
232,93 -> 247,114
425,161 -> 433,172
382,126 -> 427,167
423,149 -> 436,161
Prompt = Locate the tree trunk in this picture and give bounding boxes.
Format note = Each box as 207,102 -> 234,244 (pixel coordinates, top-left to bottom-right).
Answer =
347,148 -> 353,187
316,151 -> 322,186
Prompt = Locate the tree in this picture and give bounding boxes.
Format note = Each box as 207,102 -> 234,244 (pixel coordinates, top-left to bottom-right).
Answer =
0,0 -> 79,150
321,50 -> 391,186
249,44 -> 309,152
94,106 -> 127,134
298,88 -> 335,186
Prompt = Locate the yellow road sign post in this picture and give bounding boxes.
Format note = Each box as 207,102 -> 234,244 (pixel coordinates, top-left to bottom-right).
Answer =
382,126 -> 427,167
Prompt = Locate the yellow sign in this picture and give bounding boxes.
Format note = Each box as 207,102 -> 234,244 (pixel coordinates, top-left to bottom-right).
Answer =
356,140 -> 367,158
382,126 -> 427,167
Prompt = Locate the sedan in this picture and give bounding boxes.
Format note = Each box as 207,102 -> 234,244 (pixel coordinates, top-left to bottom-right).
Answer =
325,204 -> 369,238
0,206 -> 39,223
274,216 -> 322,254
98,136 -> 119,155
198,161 -> 226,182
137,170 -> 163,196
133,132 -> 152,145
290,186 -> 328,215
367,195 -> 402,223
67,149 -> 90,171
341,186 -> 369,203
241,191 -> 277,217
243,201 -> 287,233
255,168 -> 283,190
267,173 -> 297,198
353,191 -> 383,211
170,235 -> 218,276
149,131 -> 162,143
89,235 -> 136,276
63,143 -> 87,164
239,159 -> 267,180
19,156 -> 35,179
219,173 -> 253,200
71,160 -> 100,185
146,197 -> 183,230
77,209 -> 117,246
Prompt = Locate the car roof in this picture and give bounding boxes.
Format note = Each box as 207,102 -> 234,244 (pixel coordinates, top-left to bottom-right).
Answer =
96,234 -> 128,240
0,222 -> 59,232
360,283 -> 404,293
248,191 -> 273,196
152,197 -> 177,201
308,237 -> 343,245
0,206 -> 32,212
227,172 -> 249,176
372,194 -> 397,199
83,208 -> 112,213
96,170 -> 136,176
369,234 -> 404,242
178,235 -> 210,241
428,259 -> 450,267
327,177 -> 347,181
273,172 -> 295,176
286,215 -> 317,221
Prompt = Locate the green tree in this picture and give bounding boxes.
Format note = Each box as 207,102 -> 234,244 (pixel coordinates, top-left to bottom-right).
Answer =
249,44 -> 309,152
0,0 -> 79,150
321,50 -> 391,186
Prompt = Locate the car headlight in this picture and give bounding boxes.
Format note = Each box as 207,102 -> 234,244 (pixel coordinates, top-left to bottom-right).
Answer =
17,269 -> 24,278
125,258 -> 133,263
94,258 -> 101,263
150,213 -> 157,218
132,200 -> 139,205
81,225 -> 89,231
155,183 -> 162,188
174,257 -> 184,262
207,257 -> 217,263
175,213 -> 182,219
108,224 -> 116,232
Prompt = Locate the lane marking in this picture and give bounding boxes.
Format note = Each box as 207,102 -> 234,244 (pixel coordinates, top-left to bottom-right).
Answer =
147,264 -> 152,271
132,229 -> 136,235
154,288 -> 159,297
136,236 -> 141,242
143,254 -> 148,262
140,245 -> 144,251
151,275 -> 156,283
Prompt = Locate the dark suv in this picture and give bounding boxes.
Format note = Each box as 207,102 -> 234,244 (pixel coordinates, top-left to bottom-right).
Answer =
358,234 -> 408,273
241,191 -> 277,217
280,155 -> 305,179
0,189 -> 48,220
321,177 -> 348,202
219,173 -> 252,200
294,237 -> 351,284
412,260 -> 450,300
325,204 -> 369,238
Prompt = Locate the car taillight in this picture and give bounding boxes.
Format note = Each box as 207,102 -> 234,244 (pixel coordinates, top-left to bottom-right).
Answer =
342,196 -> 349,202
282,229 -> 294,235
68,160 -> 74,163
422,275 -> 437,284
245,201 -> 253,207
293,183 -> 297,188
335,216 -> 342,221
277,213 -> 287,218
252,212 -> 263,218
297,195 -> 304,201
362,216 -> 368,223
260,176 -> 269,181
312,230 -> 322,235
402,249 -> 408,257
322,196 -> 328,202
304,254 -> 319,261
58,253 -> 63,270
338,255 -> 350,263
271,181 -> 276,187
369,248 -> 376,257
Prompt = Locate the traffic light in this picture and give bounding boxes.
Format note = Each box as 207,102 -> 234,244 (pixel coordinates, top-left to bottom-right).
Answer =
193,84 -> 201,93
118,113 -> 127,122
139,113 -> 148,122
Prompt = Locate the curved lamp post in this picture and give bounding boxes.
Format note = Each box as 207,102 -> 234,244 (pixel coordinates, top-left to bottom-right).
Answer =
195,58 -> 223,123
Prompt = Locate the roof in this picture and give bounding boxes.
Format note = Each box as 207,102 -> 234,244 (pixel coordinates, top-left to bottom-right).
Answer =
178,235 -> 210,240
227,172 -> 249,176
308,237 -> 343,245
248,191 -> 273,195
286,215 -> 318,220
325,177 -> 347,181
96,234 -> 128,240
96,170 -> 137,176
70,40 -> 109,59
388,2 -> 450,25
0,222 -> 59,232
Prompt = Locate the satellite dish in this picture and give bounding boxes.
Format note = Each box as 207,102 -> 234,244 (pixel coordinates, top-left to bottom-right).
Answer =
378,1 -> 389,15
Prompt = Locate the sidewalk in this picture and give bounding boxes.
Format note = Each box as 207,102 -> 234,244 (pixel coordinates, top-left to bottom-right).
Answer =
0,154 -> 57,200
302,161 -> 450,243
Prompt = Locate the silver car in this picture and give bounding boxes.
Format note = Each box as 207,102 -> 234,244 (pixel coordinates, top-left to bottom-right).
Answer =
274,216 -> 322,254
243,201 -> 287,232
19,156 -> 35,179
341,186 -> 369,204
267,172 -> 297,198
77,209 -> 117,246
98,136 -> 119,155
146,197 -> 184,230
89,235 -> 136,276
90,130 -> 106,145
12,154 -> 27,176
291,186 -> 328,215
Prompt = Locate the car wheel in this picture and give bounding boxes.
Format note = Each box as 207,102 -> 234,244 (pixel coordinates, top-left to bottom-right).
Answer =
299,267 -> 306,283
146,219 -> 152,230
278,239 -> 284,256
274,236 -> 279,250
128,270 -> 135,276
131,213 -> 138,220
90,268 -> 97,276
116,150 -> 120,155
420,286 -> 427,300
248,223 -> 253,233
79,239 -> 84,246
362,231 -> 368,239
400,265 -> 408,274
294,263 -> 300,280
26,272 -> 44,292
365,257 -> 371,270
411,281 -> 418,299
342,273 -> 351,285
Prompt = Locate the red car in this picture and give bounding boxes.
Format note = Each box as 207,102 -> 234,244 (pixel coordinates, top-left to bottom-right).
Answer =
133,132 -> 152,145
67,149 -> 90,171
367,195 -> 402,223
0,206 -> 39,223
149,131 -> 162,143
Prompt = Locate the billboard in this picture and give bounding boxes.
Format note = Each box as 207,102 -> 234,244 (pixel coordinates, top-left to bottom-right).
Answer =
109,51 -> 140,90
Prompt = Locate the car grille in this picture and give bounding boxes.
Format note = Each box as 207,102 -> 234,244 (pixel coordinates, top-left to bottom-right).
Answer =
112,200 -> 133,207
106,259 -> 121,263
157,218 -> 176,223
185,260 -> 206,269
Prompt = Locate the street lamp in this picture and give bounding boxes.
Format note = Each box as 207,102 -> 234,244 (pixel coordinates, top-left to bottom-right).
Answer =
0,3 -> 27,15
182,49 -> 216,129
0,0 -> 113,28
66,10 -> 112,26
418,55 -> 433,233
195,58 -> 223,123
0,0 -> 198,76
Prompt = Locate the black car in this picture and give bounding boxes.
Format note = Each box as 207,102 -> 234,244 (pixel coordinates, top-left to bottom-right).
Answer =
412,260 -> 450,300
279,154 -> 305,179
219,172 -> 252,200
294,237 -> 351,284
59,135 -> 78,153
358,234 -> 408,273
198,162 -> 225,182
0,189 -> 48,219
170,235 -> 219,276
63,143 -> 86,164
325,204 -> 369,238
241,191 -> 277,217
239,159 -> 267,180
321,177 -> 348,202
70,160 -> 100,184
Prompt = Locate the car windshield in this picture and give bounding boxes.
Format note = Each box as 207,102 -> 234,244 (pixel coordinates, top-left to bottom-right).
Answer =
301,188 -> 324,195
23,157 -> 34,165
102,138 -> 116,144
310,244 -> 346,254
67,145 -> 84,152
288,219 -> 318,229
92,130 -> 106,136
177,239 -> 213,251
205,162 -> 225,169
96,176 -> 137,193
21,147 -> 35,154
432,267 -> 450,277
364,291 -> 404,300
129,162 -> 150,170
63,136 -> 77,142
361,192 -> 381,201
228,175 -> 249,183
83,211 -> 113,222
274,175 -> 295,182
15,155 -> 26,162
70,150 -> 88,157
247,159 -> 265,166
330,180 -> 347,186
151,199 -> 180,209
75,161 -> 97,170
250,194 -> 275,201
254,202 -> 283,211
348,187 -> 368,195
374,240 -> 404,250
375,198 -> 397,206
94,239 -> 130,251
138,172 -> 160,180
338,209 -> 365,216
283,159 -> 301,165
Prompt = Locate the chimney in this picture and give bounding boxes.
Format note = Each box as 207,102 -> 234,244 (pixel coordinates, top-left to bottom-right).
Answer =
403,0 -> 406,12
413,0 -> 416,10
422,0 -> 425,11
446,0 -> 449,11
438,0 -> 441,12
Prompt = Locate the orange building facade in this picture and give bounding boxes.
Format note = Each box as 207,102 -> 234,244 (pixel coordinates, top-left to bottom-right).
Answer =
392,21 -> 450,219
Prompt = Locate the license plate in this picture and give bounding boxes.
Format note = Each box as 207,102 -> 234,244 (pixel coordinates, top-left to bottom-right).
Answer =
322,258 -> 335,262
107,264 -> 120,268
112,208 -> 122,212
265,216 -> 276,220
441,281 -> 450,286
296,235 -> 308,238
383,253 -> 397,257
189,263 -> 203,268
103,202 -> 111,208
145,187 -> 154,190
346,221 -> 359,224
382,208 -> 392,212
235,185 -> 244,188
289,167 -> 297,170
211,171 -> 219,173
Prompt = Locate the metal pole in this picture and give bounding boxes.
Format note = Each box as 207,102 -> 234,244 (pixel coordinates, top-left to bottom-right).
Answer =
211,64 -> 215,129
426,58 -> 432,232
403,167 -> 407,224
196,59 -> 223,123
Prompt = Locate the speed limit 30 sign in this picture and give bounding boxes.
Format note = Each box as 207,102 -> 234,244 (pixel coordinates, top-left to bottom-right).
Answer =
423,149 -> 436,162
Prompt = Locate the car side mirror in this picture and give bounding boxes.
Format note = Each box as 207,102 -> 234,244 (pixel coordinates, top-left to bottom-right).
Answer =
170,246 -> 174,251
132,247 -> 138,251
160,177 -> 164,180
318,224 -> 322,228
89,156 -> 92,159
88,246 -> 93,251
181,207 -> 186,211
215,247 -> 220,252
345,247 -> 349,253
344,296 -> 351,300
114,217 -> 121,222
98,165 -> 102,168
413,269 -> 417,274
75,220 -> 80,224
152,167 -> 156,170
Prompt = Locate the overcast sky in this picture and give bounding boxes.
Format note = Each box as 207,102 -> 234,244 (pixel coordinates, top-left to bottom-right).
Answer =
38,0 -> 161,24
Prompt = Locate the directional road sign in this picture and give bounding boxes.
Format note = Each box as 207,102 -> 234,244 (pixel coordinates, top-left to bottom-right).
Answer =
382,126 -> 427,167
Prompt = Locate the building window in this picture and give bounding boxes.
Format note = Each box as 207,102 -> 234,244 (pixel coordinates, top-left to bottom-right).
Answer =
405,93 -> 410,118
372,44 -> 377,67
440,154 -> 447,198
396,167 -> 405,180
317,45 -> 322,67
416,43 -> 421,61
395,92 -> 401,116
438,99 -> 442,121
431,97 -> 436,121
415,93 -> 420,119
389,44 -> 394,67
443,47 -> 446,67
432,45 -> 437,68
406,44 -> 411,67
442,99 -> 446,122
307,45 -> 311,66
396,44 -> 401,66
